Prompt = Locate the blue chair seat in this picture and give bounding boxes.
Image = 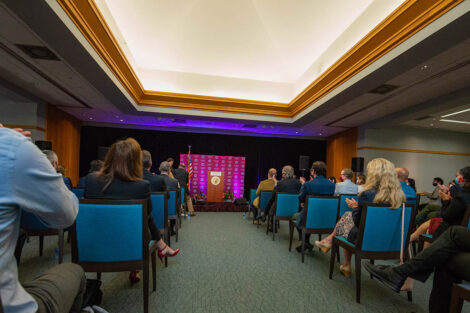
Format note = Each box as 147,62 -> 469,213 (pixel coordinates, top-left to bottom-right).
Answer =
336,236 -> 355,248
423,234 -> 432,239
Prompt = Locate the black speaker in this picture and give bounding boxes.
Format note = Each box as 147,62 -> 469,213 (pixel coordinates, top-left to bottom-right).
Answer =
35,140 -> 52,150
97,146 -> 109,161
351,157 -> 364,172
299,155 -> 310,171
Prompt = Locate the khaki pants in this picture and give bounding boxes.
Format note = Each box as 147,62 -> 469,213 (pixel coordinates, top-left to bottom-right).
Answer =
186,194 -> 194,213
23,263 -> 86,313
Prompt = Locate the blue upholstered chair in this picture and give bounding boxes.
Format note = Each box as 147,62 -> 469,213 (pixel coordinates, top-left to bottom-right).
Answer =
168,189 -> 179,242
255,191 -> 273,227
266,193 -> 300,240
150,192 -> 170,267
71,199 -> 157,313
289,196 -> 339,262
329,203 -> 415,303
180,186 -> 186,222
18,210 -> 65,264
71,187 -> 85,199
249,188 -> 257,221
338,194 -> 358,219
418,205 -> 470,252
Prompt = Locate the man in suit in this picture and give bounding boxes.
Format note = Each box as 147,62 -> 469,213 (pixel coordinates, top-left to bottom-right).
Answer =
142,150 -> 166,192
334,168 -> 358,196
252,168 -> 277,221
295,161 -> 335,251
159,161 -> 180,235
77,159 -> 103,188
172,163 -> 195,216
264,165 -> 302,227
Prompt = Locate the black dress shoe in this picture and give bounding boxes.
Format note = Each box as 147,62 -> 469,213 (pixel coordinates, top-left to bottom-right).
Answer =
363,262 -> 406,292
260,215 -> 266,223
295,243 -> 313,253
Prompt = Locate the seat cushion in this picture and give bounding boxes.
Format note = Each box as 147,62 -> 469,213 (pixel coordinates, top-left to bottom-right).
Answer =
335,236 -> 355,248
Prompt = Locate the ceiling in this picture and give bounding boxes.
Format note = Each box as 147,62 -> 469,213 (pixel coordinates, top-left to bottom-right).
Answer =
95,0 -> 403,102
0,0 -> 469,138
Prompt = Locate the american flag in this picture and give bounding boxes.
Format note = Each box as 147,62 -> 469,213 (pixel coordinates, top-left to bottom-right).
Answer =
187,145 -> 193,192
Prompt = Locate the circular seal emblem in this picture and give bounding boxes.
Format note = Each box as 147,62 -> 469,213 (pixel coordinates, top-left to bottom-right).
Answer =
211,176 -> 221,185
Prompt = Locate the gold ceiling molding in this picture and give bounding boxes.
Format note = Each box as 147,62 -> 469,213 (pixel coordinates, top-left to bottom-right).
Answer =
57,0 -> 462,117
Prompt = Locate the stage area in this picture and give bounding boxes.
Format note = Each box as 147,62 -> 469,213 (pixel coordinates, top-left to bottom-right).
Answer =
18,213 -> 466,313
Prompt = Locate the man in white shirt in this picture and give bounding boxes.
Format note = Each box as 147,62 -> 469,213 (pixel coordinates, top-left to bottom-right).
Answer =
334,168 -> 358,195
0,125 -> 85,313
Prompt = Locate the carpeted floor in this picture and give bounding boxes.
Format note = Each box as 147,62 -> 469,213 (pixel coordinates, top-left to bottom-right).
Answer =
18,212 -> 470,313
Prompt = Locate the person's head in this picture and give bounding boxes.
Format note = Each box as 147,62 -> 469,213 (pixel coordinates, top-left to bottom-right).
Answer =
179,163 -> 186,169
89,160 -> 103,173
281,165 -> 294,179
268,168 -> 277,179
432,177 -> 443,186
459,166 -> 470,191
311,161 -> 327,178
340,168 -> 353,181
356,174 -> 366,185
57,165 -> 66,176
328,177 -> 337,184
100,138 -> 143,190
166,158 -> 174,168
407,178 -> 416,191
159,161 -> 171,174
395,167 -> 410,182
142,150 -> 152,170
43,150 -> 58,170
456,169 -> 464,184
363,158 -> 406,209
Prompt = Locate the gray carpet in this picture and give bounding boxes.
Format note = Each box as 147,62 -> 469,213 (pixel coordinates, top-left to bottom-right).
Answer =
18,212 -> 470,313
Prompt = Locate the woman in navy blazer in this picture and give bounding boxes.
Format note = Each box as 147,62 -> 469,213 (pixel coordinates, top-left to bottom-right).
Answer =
315,158 -> 406,277
85,138 -> 179,284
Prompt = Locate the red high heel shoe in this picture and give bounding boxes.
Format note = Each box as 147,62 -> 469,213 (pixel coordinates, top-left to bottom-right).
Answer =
129,270 -> 140,285
157,245 -> 180,263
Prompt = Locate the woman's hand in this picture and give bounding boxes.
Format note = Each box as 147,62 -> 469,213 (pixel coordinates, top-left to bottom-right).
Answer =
345,198 -> 358,208
439,190 -> 452,201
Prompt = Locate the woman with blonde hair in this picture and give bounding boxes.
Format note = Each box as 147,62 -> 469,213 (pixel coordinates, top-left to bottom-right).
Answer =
85,138 -> 179,284
315,158 -> 406,277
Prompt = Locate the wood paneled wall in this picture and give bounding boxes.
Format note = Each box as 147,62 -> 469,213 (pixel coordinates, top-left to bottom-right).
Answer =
45,105 -> 81,186
326,128 -> 358,180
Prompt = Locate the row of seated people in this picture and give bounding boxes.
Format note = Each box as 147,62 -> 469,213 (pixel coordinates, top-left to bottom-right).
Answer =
0,124 -> 181,313
250,158 -> 470,313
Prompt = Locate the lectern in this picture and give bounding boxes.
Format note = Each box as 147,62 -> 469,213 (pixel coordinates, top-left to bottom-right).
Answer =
207,171 -> 224,202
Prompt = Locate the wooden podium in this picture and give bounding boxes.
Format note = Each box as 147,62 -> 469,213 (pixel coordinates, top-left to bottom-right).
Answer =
207,171 -> 224,202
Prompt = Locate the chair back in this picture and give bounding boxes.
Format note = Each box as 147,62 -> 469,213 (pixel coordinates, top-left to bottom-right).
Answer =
274,193 -> 300,218
249,189 -> 257,205
72,188 -> 85,199
406,197 -> 419,207
358,204 -> 414,252
167,189 -> 178,217
180,187 -> 186,205
150,192 -> 168,230
304,196 -> 339,229
338,194 -> 358,218
259,191 -> 273,210
462,205 -> 470,228
73,199 -> 146,263
20,210 -> 49,230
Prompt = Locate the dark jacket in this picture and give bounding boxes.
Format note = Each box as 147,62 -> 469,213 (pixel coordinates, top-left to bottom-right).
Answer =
143,169 -> 166,192
267,177 -> 302,213
433,189 -> 470,239
348,188 -> 377,243
160,173 -> 180,202
298,175 -> 335,203
77,176 -> 86,188
172,168 -> 189,194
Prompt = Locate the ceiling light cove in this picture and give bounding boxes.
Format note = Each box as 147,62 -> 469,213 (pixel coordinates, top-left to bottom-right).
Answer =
440,119 -> 470,125
94,0 -> 404,102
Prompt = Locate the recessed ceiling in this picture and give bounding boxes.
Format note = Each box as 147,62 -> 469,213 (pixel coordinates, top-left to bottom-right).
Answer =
95,0 -> 404,102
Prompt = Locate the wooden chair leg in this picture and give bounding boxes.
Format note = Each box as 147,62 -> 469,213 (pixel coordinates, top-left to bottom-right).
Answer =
336,245 -> 340,263
329,242 -> 336,279
355,254 -> 361,303
175,219 -> 179,242
407,291 -> 413,302
143,261 -> 149,313
97,272 -> 102,280
301,230 -> 306,263
151,251 -> 156,291
369,259 -> 374,279
272,217 -> 276,241
449,284 -> 464,313
289,222 -> 294,252
58,229 -> 64,264
318,234 -> 322,252
39,235 -> 44,256
266,216 -> 270,235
